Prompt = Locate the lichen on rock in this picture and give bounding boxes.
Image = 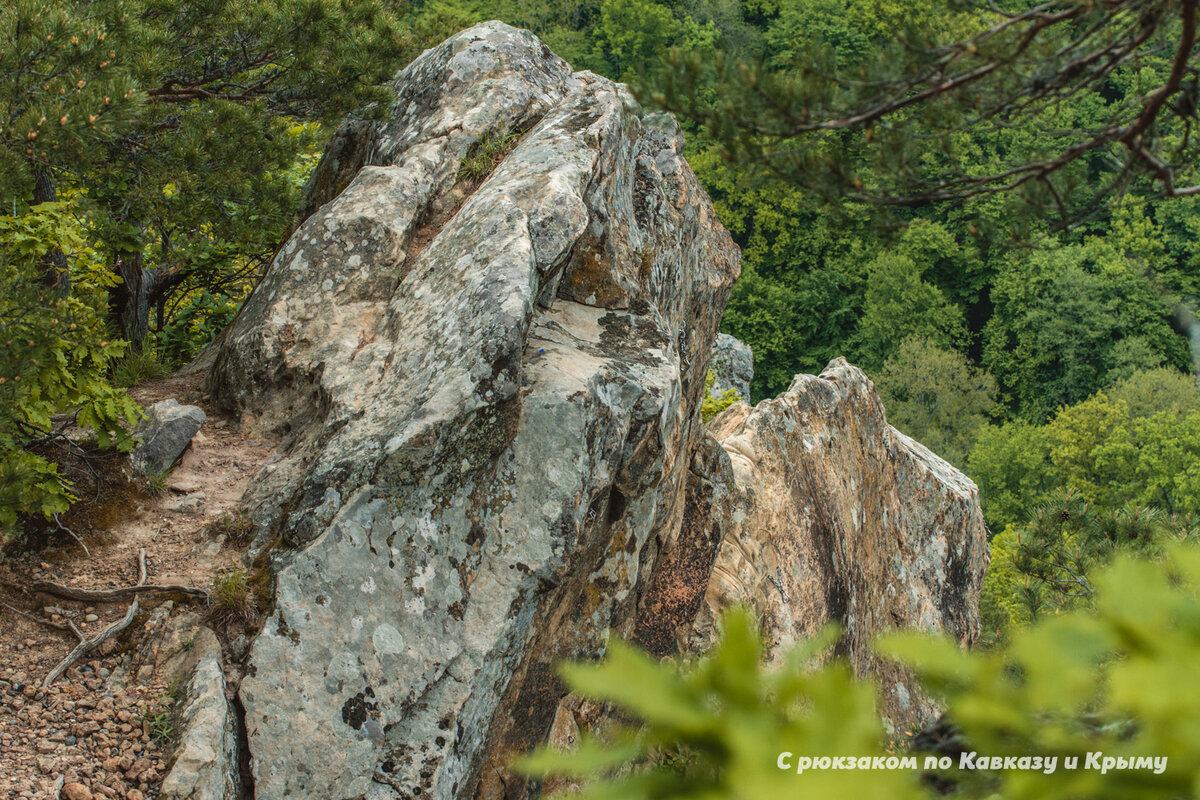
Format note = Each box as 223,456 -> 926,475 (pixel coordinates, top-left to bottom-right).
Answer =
202,20 -> 986,800
207,20 -> 738,800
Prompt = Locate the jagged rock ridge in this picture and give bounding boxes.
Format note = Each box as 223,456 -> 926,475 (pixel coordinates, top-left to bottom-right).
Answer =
201,20 -> 988,800
693,360 -> 989,731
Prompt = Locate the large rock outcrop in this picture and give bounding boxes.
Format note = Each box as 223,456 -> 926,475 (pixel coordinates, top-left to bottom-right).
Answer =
201,20 -> 988,800
207,21 -> 739,800
693,359 -> 990,730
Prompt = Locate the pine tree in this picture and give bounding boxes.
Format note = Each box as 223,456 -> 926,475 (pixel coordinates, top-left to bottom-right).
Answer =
1,0 -> 415,349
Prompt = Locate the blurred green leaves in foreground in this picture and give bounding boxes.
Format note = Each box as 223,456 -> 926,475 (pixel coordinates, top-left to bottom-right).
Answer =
521,545 -> 1200,800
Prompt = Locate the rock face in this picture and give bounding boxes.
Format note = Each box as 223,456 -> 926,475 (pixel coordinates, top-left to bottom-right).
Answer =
207,21 -> 739,800
130,400 -> 206,476
707,332 -> 753,401
201,21 -> 987,800
693,359 -> 990,731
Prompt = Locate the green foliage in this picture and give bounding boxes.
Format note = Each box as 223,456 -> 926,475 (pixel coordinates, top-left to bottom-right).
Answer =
0,203 -> 139,536
597,0 -> 681,78
967,420 -> 1054,533
968,369 -> 1200,533
976,524 -> 1029,648
1107,367 -> 1200,420
982,241 -> 1189,421
848,253 -> 966,372
2,0 -> 418,351
143,468 -> 169,497
459,129 -> 520,182
530,547 -> 1200,800
701,370 -> 742,422
156,287 -> 244,366
882,545 -> 1200,800
874,336 -> 996,466
520,611 -> 920,799
142,701 -> 175,747
110,343 -> 173,388
1002,491 -> 1197,624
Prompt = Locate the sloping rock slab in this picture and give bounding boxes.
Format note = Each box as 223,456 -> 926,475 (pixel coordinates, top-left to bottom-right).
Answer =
159,628 -> 241,800
694,358 -> 990,731
206,21 -> 739,800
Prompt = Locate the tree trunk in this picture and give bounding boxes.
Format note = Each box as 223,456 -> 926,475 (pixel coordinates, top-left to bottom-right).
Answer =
32,170 -> 70,295
110,250 -> 157,352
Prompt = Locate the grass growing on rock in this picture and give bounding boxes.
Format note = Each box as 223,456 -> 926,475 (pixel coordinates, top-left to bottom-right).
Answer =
458,129 -> 519,183
207,562 -> 259,628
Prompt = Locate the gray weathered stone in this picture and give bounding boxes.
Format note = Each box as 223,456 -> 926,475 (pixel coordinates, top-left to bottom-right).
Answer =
206,21 -> 739,800
692,358 -> 991,732
159,628 -> 241,800
130,400 -> 206,476
707,333 -> 753,402
192,20 -> 992,800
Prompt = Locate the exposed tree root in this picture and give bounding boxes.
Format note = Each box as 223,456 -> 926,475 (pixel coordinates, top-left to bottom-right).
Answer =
42,549 -> 148,687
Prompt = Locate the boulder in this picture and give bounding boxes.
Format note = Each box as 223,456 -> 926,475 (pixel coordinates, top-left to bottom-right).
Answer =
692,359 -> 991,731
707,332 -> 753,402
206,21 -> 739,800
130,399 -> 206,476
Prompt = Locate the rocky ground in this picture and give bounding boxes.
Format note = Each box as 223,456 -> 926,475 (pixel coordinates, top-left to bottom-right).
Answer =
0,372 -> 273,799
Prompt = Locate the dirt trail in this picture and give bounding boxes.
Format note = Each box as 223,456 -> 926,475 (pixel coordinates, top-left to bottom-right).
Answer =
0,370 -> 275,800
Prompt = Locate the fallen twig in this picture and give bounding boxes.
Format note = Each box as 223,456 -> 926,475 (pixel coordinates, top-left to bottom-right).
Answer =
1,602 -> 75,636
43,549 -> 147,688
33,580 -> 208,603
52,513 -> 89,557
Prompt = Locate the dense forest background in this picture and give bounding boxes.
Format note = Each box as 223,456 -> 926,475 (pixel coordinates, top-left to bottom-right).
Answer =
5,0 -> 1200,647
6,3 -> 1200,796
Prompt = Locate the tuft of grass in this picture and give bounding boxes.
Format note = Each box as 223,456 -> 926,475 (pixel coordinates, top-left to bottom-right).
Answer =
458,129 -> 519,183
206,509 -> 255,546
144,468 -> 169,497
111,347 -> 173,388
143,703 -> 175,746
207,562 -> 259,627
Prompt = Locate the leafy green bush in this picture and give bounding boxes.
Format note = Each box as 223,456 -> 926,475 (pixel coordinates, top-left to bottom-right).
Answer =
0,203 -> 140,537
524,546 -> 1200,800
969,369 -> 1200,533
520,611 -> 919,799
701,370 -> 742,423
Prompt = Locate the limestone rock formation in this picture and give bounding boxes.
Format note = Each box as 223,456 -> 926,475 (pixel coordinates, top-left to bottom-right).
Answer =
198,20 -> 988,800
693,359 -> 991,730
707,332 -> 753,401
206,21 -> 739,800
130,400 -> 206,476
